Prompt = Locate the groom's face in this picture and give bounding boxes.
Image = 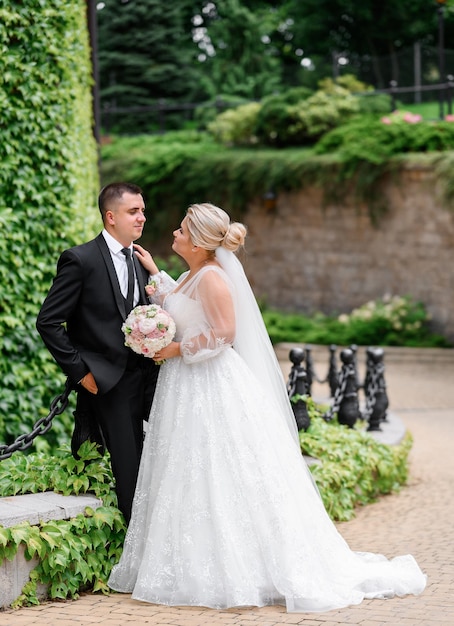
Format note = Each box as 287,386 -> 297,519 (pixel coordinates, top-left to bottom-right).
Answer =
106,192 -> 146,247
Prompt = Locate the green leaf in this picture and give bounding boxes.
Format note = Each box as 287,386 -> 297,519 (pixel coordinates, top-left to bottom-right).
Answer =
10,524 -> 32,546
0,527 -> 12,547
92,507 -> 117,529
24,534 -> 45,560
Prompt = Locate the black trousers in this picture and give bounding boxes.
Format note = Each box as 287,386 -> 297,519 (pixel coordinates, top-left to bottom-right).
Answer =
79,359 -> 158,523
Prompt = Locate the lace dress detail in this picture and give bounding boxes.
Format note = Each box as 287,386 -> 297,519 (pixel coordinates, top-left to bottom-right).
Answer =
109,266 -> 426,613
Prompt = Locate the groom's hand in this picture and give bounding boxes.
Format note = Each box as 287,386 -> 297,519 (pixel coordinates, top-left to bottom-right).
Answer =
80,372 -> 98,394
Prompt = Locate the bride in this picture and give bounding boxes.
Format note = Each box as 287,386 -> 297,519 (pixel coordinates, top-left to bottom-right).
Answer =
108,202 -> 426,613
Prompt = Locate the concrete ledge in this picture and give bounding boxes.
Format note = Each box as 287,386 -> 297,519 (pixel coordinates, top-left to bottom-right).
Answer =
275,343 -> 454,364
0,492 -> 102,529
0,493 -> 102,608
1,546 -> 47,608
360,410 -> 406,446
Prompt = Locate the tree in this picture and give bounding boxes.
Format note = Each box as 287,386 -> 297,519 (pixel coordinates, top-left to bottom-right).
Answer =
271,0 -> 454,88
193,0 -> 282,99
96,0 -> 454,133
97,0 -> 205,131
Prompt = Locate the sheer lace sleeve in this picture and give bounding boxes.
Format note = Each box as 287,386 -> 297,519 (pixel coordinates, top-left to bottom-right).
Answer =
180,268 -> 235,364
147,271 -> 180,306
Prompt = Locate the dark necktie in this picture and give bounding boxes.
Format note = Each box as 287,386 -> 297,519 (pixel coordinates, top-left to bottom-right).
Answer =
121,247 -> 135,313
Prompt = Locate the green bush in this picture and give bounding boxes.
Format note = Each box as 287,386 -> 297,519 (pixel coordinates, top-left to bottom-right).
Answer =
193,95 -> 251,130
301,398 -> 413,521
356,93 -> 393,115
291,85 -> 360,143
262,295 -> 451,347
315,73 -> 392,116
0,1 -> 99,453
315,114 -> 454,163
207,85 -> 360,148
254,87 -> 313,147
207,101 -> 262,146
318,74 -> 373,95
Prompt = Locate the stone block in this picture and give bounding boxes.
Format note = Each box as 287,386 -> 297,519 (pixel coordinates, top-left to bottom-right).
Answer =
0,492 -> 102,608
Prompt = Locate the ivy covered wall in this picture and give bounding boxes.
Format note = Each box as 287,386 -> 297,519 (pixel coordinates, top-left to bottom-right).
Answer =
0,1 -> 99,450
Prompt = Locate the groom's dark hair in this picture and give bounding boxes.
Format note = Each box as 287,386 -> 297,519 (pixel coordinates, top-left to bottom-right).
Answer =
98,182 -> 144,220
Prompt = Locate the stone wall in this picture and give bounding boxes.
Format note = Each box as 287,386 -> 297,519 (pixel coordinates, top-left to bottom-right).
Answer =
241,164 -> 454,341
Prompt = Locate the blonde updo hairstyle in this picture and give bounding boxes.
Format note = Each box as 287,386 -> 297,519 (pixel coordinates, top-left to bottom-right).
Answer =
186,203 -> 247,253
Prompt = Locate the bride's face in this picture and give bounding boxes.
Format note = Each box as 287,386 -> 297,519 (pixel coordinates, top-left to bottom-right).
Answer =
172,218 -> 193,260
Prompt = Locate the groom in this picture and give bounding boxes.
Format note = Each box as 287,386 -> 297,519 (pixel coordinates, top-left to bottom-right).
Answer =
36,182 -> 159,523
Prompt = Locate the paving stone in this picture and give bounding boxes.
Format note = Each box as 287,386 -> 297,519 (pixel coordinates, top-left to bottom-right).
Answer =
0,346 -> 453,625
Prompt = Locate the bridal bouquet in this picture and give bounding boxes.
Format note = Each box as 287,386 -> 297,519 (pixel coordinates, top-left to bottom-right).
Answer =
122,304 -> 176,360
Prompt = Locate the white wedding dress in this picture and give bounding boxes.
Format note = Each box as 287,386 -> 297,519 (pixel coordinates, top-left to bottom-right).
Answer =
108,251 -> 426,613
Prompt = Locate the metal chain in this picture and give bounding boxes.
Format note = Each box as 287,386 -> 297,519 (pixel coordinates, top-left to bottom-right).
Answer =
286,367 -> 297,398
0,378 -> 74,461
362,365 -> 384,420
305,359 -> 328,385
323,363 -> 355,421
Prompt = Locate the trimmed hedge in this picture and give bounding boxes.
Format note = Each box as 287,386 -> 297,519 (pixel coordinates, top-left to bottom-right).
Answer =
101,127 -> 454,245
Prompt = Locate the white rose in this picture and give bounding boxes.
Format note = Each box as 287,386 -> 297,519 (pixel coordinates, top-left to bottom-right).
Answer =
155,312 -> 169,326
139,318 -> 157,335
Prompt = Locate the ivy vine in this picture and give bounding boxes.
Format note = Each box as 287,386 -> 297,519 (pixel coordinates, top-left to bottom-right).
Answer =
0,442 -> 125,607
300,398 -> 412,522
0,0 -> 99,453
100,132 -> 454,246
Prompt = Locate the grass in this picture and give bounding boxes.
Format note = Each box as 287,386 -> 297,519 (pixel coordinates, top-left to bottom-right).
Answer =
395,99 -> 452,121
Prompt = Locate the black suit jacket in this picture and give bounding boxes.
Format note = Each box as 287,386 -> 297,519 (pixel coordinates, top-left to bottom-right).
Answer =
37,234 -> 151,394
